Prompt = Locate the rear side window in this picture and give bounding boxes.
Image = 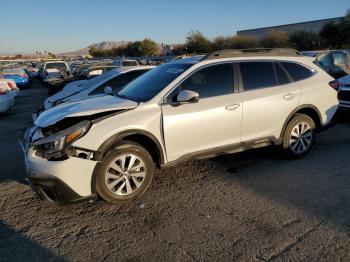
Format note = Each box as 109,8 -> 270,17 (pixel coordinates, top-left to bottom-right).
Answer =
274,63 -> 291,85
90,70 -> 148,95
240,62 -> 277,91
281,62 -> 314,81
180,63 -> 234,98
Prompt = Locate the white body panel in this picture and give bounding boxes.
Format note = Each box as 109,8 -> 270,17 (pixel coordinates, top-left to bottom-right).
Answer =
240,82 -> 301,142
162,93 -> 242,161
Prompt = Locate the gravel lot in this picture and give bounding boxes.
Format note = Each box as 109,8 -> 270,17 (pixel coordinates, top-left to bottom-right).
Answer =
0,80 -> 350,262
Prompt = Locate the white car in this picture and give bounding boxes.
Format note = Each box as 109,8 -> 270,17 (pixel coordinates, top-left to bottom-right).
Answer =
37,66 -> 154,114
25,48 -> 338,204
0,78 -> 19,99
0,81 -> 15,113
40,61 -> 71,82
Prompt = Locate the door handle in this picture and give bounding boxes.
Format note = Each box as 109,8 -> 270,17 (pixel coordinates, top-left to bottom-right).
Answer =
225,104 -> 240,111
283,93 -> 296,100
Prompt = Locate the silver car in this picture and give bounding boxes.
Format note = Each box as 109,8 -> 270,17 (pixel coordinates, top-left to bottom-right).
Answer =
25,49 -> 339,204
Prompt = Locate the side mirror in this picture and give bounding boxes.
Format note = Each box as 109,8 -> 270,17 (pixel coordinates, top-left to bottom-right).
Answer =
176,90 -> 199,104
104,86 -> 113,94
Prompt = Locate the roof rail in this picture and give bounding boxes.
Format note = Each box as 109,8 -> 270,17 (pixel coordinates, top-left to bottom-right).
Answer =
202,48 -> 302,61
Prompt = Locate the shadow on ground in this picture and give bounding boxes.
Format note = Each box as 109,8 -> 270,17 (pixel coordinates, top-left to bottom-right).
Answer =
0,220 -> 63,261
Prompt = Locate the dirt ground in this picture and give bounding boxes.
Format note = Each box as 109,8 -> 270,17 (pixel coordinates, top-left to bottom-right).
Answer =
0,80 -> 350,262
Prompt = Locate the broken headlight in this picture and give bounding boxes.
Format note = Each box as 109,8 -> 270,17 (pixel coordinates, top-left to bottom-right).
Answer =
33,121 -> 90,158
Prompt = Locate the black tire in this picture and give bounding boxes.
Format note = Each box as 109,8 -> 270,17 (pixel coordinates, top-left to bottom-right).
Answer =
282,113 -> 316,159
95,141 -> 155,203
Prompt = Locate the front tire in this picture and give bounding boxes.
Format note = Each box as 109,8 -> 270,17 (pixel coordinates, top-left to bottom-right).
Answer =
95,141 -> 155,203
282,114 -> 316,158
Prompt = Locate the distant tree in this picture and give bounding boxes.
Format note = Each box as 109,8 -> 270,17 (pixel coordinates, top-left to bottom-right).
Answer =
14,54 -> 23,59
138,38 -> 160,56
212,35 -> 259,50
260,29 -> 289,48
289,31 -> 323,51
320,22 -> 342,49
186,31 -> 212,53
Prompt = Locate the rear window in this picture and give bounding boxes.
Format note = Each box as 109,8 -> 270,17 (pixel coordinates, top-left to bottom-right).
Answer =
281,62 -> 314,81
240,62 -> 277,91
45,63 -> 68,69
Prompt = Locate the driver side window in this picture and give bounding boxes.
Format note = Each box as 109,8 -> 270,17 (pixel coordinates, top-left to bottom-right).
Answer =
165,63 -> 234,103
180,63 -> 234,99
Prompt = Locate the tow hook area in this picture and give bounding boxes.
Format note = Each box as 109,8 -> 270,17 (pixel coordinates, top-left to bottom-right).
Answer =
71,147 -> 100,161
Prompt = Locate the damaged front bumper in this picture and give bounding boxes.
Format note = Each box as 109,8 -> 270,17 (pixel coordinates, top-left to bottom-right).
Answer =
25,147 -> 97,204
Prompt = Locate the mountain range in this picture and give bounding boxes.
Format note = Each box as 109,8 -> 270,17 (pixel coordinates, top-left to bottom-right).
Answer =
60,41 -> 131,57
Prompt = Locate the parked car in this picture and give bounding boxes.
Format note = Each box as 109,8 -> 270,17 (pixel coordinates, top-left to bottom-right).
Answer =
40,61 -> 71,82
33,66 -> 155,119
80,65 -> 119,79
313,50 -> 350,79
25,48 -> 338,204
0,81 -> 15,113
113,59 -> 139,67
0,78 -> 19,98
0,67 -> 31,88
337,74 -> 350,108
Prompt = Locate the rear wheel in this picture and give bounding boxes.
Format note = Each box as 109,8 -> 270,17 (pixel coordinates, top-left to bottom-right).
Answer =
282,114 -> 316,158
96,141 -> 154,203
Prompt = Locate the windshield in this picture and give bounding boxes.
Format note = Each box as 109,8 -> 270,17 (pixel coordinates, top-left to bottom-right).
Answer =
117,63 -> 192,102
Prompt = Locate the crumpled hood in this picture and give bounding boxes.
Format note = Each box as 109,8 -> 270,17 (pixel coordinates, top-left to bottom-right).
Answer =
35,95 -> 138,127
45,80 -> 88,106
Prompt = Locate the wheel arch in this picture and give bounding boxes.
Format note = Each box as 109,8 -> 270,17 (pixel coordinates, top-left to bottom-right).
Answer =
279,105 -> 322,140
91,129 -> 165,194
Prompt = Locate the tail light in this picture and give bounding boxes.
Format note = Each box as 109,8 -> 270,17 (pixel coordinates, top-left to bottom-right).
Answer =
7,82 -> 14,90
329,80 -> 339,91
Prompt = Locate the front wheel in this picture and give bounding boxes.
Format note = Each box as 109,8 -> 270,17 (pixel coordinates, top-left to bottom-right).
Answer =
95,141 -> 154,203
282,113 -> 316,158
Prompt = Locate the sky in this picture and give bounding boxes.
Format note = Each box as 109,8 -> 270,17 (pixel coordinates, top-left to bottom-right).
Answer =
1,0 -> 349,54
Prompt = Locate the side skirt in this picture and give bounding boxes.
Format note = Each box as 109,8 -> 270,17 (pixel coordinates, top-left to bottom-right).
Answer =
161,136 -> 281,170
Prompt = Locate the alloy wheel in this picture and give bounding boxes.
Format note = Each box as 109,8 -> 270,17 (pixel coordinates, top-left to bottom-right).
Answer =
105,154 -> 146,196
289,122 -> 313,154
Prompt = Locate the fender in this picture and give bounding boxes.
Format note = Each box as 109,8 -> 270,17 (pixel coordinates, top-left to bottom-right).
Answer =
96,129 -> 165,164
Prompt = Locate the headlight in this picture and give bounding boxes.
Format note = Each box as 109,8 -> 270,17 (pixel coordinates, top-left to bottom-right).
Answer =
33,121 -> 90,158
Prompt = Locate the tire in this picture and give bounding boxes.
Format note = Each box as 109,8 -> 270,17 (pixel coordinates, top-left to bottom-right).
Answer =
95,141 -> 155,203
282,113 -> 316,159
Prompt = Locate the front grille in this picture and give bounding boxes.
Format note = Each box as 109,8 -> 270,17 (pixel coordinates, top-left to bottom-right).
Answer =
338,90 -> 350,101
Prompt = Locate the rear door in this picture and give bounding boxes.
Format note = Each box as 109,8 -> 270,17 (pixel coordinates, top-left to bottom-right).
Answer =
239,61 -> 301,142
161,63 -> 242,162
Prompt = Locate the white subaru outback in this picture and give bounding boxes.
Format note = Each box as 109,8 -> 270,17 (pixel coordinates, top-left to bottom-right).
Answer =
25,49 -> 339,204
